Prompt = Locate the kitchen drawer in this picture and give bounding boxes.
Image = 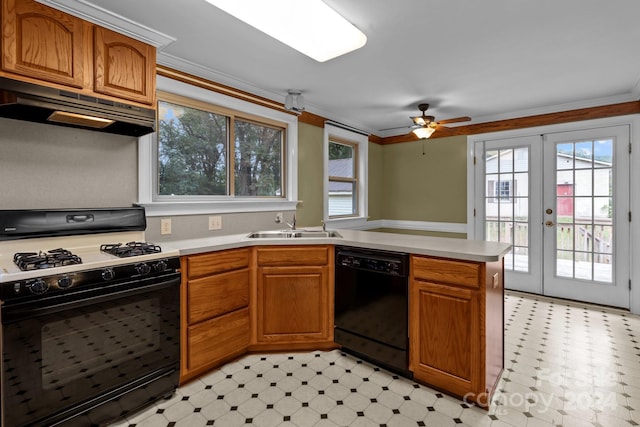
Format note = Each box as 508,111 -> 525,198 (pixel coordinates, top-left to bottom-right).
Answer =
256,245 -> 330,266
186,307 -> 249,371
187,268 -> 249,324
187,248 -> 250,278
411,255 -> 481,289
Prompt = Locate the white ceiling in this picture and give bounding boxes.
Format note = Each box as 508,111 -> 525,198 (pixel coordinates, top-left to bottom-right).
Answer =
42,0 -> 640,137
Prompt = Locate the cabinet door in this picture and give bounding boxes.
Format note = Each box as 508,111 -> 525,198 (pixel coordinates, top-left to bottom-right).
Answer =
93,27 -> 155,105
1,0 -> 88,88
409,280 -> 482,400
257,265 -> 331,343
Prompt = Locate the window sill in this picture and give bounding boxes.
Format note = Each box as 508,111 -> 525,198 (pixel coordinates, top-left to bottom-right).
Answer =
139,199 -> 299,217
325,216 -> 370,230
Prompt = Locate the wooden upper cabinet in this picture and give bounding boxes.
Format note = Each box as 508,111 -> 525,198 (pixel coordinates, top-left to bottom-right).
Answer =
93,27 -> 156,105
0,0 -> 156,106
1,0 -> 89,88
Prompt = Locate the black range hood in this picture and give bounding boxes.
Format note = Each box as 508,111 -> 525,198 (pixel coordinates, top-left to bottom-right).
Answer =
0,77 -> 156,137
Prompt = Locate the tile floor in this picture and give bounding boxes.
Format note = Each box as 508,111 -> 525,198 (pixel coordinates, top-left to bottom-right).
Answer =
110,291 -> 640,426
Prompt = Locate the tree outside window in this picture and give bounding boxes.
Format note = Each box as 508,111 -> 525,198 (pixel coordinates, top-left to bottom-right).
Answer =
157,96 -> 285,198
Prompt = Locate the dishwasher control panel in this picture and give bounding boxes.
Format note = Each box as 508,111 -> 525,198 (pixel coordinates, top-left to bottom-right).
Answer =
336,247 -> 408,276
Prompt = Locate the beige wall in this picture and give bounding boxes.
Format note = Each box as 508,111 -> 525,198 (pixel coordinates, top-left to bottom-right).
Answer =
296,122 -> 324,227
380,135 -> 467,223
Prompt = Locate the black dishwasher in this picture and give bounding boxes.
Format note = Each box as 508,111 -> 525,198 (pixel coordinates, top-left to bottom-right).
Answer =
334,246 -> 411,378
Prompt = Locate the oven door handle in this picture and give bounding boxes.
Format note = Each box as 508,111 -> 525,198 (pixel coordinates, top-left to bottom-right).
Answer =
1,274 -> 180,324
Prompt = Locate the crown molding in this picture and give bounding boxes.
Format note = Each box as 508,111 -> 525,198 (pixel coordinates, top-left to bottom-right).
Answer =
470,92 -> 638,125
35,0 -> 176,48
157,52 -> 375,134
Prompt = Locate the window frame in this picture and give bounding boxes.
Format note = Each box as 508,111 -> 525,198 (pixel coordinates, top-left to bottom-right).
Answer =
138,75 -> 298,217
327,137 -> 359,218
323,124 -> 368,228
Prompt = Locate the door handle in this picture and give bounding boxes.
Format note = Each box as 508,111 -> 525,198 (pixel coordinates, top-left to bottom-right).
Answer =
545,221 -> 555,227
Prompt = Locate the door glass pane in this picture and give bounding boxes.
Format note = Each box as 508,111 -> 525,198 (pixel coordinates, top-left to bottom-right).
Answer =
557,143 -> 574,170
554,141 -> 613,283
594,169 -> 612,196
574,141 -> 593,168
513,173 -> 528,196
513,247 -> 528,272
574,170 -> 592,196
484,148 -> 529,273
514,148 -> 529,172
594,139 -> 613,168
557,250 -> 574,278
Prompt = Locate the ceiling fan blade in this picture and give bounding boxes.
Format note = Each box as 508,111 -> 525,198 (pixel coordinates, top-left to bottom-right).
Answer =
437,116 -> 472,125
378,125 -> 411,131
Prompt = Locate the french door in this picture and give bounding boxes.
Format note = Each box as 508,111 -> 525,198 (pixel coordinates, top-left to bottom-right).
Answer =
474,124 -> 630,308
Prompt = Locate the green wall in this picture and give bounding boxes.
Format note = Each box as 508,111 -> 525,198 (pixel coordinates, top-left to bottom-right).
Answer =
366,140 -> 384,220
296,122 -> 467,229
380,135 -> 467,223
296,122 -> 324,227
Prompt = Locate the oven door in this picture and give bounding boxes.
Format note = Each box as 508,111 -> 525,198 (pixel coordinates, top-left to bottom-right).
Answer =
1,273 -> 180,427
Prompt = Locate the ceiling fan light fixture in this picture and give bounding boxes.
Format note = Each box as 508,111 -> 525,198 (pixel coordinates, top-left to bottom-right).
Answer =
204,0 -> 367,62
412,126 -> 436,139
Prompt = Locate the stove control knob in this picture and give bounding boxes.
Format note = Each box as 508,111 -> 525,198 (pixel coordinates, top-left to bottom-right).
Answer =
136,263 -> 151,275
29,279 -> 49,294
101,268 -> 116,281
58,276 -> 72,289
154,260 -> 168,272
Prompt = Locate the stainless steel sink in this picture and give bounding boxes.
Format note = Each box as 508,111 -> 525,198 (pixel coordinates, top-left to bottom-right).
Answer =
292,230 -> 342,238
246,230 -> 341,239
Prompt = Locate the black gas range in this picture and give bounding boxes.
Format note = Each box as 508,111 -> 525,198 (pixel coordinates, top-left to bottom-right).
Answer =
0,207 -> 181,427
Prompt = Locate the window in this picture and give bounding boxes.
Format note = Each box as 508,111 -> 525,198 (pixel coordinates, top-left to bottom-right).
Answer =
328,139 -> 357,217
138,77 -> 298,216
324,124 -> 368,226
157,93 -> 284,198
487,179 -> 515,203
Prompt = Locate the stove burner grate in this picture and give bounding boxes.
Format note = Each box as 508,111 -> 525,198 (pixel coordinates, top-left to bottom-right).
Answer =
13,248 -> 83,271
100,241 -> 162,258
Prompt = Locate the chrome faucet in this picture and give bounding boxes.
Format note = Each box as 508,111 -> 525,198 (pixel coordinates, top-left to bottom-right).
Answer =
276,213 -> 296,230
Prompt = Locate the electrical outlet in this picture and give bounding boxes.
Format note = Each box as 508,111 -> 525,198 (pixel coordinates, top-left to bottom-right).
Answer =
160,218 -> 172,235
208,215 -> 222,230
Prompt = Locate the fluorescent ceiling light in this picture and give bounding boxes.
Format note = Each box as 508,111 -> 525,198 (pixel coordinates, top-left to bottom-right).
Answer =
205,0 -> 367,62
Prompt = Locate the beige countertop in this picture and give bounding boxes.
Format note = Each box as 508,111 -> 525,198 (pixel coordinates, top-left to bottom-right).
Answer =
165,229 -> 511,262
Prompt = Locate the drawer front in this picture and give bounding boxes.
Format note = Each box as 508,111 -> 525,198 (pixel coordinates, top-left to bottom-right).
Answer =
412,255 -> 481,289
187,248 -> 250,278
187,307 -> 249,371
256,246 -> 330,266
187,268 -> 249,324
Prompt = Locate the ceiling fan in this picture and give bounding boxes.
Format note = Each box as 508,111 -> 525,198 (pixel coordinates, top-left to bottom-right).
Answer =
380,103 -> 471,138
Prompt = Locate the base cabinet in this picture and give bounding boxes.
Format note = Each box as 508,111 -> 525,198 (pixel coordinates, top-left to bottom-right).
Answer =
253,245 -> 334,350
180,248 -> 250,383
409,255 -> 504,408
